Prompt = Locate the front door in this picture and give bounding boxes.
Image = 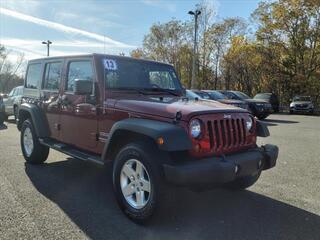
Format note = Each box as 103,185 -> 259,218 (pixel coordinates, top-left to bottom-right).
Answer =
59,58 -> 98,152
41,60 -> 63,140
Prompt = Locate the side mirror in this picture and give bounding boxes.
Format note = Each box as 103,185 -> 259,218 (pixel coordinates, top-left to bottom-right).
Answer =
74,79 -> 93,95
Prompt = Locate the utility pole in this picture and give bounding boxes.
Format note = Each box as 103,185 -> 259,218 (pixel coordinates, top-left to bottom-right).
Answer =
188,9 -> 201,89
42,40 -> 52,56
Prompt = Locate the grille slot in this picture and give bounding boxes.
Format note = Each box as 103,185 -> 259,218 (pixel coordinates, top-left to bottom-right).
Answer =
208,117 -> 247,151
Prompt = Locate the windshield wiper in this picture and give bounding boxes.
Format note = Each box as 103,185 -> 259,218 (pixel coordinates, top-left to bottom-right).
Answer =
111,87 -> 150,95
145,87 -> 180,96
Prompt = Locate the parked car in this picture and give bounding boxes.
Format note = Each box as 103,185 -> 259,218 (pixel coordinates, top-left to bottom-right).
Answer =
189,89 -> 211,99
3,86 -> 24,121
290,96 -> 314,114
187,90 -> 248,110
0,94 -> 5,125
254,93 -> 279,112
18,54 -> 278,223
202,90 -> 249,110
219,90 -> 273,120
185,89 -> 203,100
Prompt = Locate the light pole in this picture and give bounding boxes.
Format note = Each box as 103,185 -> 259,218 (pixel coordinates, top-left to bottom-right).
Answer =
42,40 -> 52,56
188,9 -> 201,89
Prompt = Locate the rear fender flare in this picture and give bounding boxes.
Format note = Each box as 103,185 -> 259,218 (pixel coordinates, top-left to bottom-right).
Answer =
18,103 -> 49,138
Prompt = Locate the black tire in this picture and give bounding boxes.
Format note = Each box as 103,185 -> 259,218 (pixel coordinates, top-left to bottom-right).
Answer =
112,141 -> 169,223
0,112 -> 4,125
226,171 -> 261,190
20,119 -> 49,164
14,106 -> 18,122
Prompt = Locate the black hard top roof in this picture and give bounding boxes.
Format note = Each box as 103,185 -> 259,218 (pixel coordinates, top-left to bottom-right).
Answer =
28,53 -> 173,67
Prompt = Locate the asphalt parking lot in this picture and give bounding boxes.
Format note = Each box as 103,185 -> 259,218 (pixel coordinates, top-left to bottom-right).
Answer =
0,114 -> 319,240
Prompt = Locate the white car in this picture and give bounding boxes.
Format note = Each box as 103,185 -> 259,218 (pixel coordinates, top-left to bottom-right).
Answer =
3,86 -> 24,121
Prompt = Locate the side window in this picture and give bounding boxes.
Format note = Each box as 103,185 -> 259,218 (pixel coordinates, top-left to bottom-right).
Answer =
225,92 -> 233,99
66,61 -> 93,92
26,63 -> 42,89
43,62 -> 62,90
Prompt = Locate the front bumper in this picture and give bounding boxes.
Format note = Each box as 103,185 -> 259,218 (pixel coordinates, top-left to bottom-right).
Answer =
163,144 -> 278,187
291,107 -> 313,113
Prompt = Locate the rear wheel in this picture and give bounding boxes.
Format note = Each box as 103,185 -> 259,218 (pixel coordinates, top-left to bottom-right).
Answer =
226,171 -> 261,190
112,141 -> 169,223
20,119 -> 49,164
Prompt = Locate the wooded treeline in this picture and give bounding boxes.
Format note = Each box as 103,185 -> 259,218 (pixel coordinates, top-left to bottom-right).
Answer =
0,45 -> 24,93
130,0 -> 320,105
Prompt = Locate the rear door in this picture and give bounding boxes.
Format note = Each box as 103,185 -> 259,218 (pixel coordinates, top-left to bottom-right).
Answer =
59,57 -> 99,151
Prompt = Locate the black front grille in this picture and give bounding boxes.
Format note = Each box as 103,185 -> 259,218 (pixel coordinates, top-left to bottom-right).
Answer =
207,118 -> 247,151
296,104 -> 308,109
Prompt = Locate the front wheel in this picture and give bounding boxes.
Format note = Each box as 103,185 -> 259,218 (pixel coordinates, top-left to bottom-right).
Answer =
21,119 -> 49,164
112,142 -> 168,223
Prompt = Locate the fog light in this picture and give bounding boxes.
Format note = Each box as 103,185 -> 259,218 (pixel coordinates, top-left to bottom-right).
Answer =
235,165 -> 239,174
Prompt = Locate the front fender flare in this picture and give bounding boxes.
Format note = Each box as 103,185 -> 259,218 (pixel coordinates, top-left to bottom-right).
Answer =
256,120 -> 270,137
102,118 -> 192,161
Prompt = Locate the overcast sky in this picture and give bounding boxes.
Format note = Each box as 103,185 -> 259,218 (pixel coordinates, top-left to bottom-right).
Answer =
0,0 -> 261,62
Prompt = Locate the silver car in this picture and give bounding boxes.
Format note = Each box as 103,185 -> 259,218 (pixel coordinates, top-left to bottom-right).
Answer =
290,96 -> 314,114
3,86 -> 24,121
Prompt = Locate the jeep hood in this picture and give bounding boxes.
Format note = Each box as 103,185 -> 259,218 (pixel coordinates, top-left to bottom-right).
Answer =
113,96 -> 248,121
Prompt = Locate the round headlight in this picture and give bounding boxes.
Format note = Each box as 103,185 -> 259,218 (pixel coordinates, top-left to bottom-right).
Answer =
190,119 -> 202,138
245,117 -> 253,131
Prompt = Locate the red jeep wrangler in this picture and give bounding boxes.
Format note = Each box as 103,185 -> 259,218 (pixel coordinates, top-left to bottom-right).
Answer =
18,54 -> 278,222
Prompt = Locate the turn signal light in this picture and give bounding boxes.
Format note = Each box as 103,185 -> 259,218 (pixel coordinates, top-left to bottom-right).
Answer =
157,137 -> 164,145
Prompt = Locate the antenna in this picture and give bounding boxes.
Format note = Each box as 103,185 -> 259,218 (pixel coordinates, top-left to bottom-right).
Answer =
104,35 -> 106,54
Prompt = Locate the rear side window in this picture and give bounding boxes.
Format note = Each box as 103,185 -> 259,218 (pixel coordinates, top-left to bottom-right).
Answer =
26,63 -> 42,89
66,61 -> 93,92
43,62 -> 62,90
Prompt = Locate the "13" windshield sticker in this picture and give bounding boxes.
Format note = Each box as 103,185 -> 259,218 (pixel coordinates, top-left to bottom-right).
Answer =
103,59 -> 117,70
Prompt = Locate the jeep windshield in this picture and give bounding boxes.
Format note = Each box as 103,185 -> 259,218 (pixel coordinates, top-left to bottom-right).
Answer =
104,58 -> 183,95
